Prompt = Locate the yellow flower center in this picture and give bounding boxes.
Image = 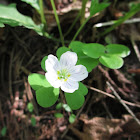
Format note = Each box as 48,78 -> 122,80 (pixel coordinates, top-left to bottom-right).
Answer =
57,69 -> 71,81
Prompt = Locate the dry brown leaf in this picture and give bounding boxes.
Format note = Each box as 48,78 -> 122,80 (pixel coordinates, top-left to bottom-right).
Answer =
69,114 -> 140,140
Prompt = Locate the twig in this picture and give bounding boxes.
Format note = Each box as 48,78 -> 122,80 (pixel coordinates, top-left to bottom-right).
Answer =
21,66 -> 31,75
76,92 -> 91,118
0,102 -> 5,126
99,4 -> 140,36
94,18 -> 140,28
86,85 -> 140,108
61,91 -> 90,139
107,81 -> 140,126
9,49 -> 14,102
102,101 -> 113,119
98,65 -> 129,98
130,38 -> 140,62
24,78 -> 38,115
10,28 -> 31,57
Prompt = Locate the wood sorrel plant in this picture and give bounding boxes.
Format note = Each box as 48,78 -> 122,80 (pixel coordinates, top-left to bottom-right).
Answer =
0,0 -> 131,110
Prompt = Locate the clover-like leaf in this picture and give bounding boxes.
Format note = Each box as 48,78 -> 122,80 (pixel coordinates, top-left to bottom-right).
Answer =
78,56 -> 99,72
83,43 -> 105,58
70,42 -> 99,72
78,82 -> 88,96
69,41 -> 85,55
106,44 -> 130,58
56,47 -> 70,59
28,73 -> 51,90
99,54 -> 124,69
41,56 -> 48,72
36,87 -> 59,108
65,91 -> 85,110
65,82 -> 87,110
0,4 -> 43,35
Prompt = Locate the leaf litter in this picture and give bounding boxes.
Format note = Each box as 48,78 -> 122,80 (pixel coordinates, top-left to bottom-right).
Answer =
0,0 -> 140,140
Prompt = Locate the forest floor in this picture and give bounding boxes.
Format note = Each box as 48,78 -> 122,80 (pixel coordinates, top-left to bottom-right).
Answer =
0,0 -> 140,140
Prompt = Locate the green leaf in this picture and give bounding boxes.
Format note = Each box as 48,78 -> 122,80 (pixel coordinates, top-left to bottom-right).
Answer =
56,47 -> 70,59
56,103 -> 62,110
36,87 -> 59,108
62,104 -> 72,112
1,126 -> 6,137
31,117 -> 36,126
70,42 -> 99,72
28,73 -> 51,90
78,82 -> 88,96
69,41 -> 85,54
28,74 -> 59,108
83,43 -> 105,58
69,114 -> 76,123
0,4 -> 43,35
90,0 -> 110,16
70,41 -> 85,57
21,0 -> 40,11
41,56 -> 48,72
0,22 -> 5,27
54,113 -> 63,118
106,44 -> 130,58
27,102 -> 34,112
99,54 -> 124,69
77,56 -> 99,72
65,87 -> 85,110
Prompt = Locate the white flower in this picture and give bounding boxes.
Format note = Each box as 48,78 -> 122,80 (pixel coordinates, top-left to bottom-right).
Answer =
45,51 -> 88,93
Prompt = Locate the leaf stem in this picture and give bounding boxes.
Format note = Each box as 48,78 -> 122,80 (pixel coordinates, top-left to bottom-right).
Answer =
38,0 -> 47,32
50,0 -> 65,46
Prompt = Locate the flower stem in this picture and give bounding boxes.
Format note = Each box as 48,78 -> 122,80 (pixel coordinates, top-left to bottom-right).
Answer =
64,11 -> 81,37
60,90 -> 66,104
65,0 -> 88,39
50,0 -> 65,46
72,16 -> 91,42
39,0 -> 47,32
80,0 -> 88,24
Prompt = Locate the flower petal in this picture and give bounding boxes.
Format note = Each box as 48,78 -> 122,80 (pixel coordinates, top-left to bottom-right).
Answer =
69,65 -> 88,81
60,51 -> 77,67
61,79 -> 79,93
45,72 -> 61,88
45,54 -> 60,72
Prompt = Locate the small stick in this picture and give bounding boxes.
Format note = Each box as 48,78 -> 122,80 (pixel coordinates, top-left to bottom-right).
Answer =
61,91 -> 90,139
86,85 -> 140,108
131,38 -> 140,62
9,49 -> 14,102
94,18 -> 140,28
107,81 -> 140,126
